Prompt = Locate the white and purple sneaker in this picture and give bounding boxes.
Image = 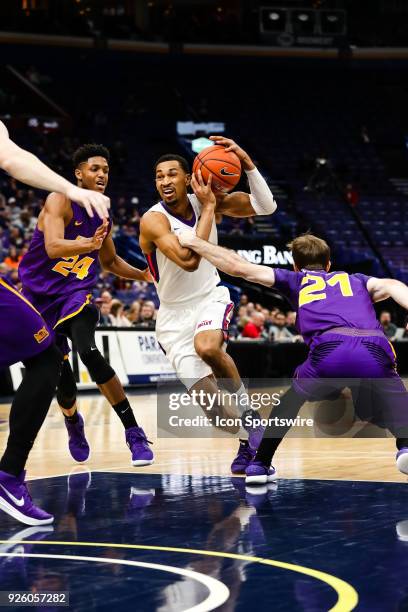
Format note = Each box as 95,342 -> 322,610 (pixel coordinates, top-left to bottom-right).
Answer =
0,471 -> 54,526
125,426 -> 154,466
65,413 -> 90,463
396,447 -> 408,475
242,410 -> 265,450
245,461 -> 278,485
231,441 -> 256,474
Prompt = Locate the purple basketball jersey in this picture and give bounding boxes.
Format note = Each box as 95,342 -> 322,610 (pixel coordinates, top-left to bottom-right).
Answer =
0,276 -> 53,368
274,268 -> 382,346
19,202 -> 103,299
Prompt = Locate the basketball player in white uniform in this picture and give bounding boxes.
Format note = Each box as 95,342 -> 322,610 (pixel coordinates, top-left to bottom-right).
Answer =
139,136 -> 277,473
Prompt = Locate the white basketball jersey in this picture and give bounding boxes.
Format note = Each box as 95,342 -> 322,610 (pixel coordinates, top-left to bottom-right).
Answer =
146,194 -> 220,306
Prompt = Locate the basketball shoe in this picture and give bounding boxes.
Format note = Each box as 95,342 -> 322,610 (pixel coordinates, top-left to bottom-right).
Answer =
231,440 -> 256,474
65,413 -> 90,463
125,426 -> 154,466
245,461 -> 278,485
242,409 -> 265,450
0,471 -> 54,526
396,448 -> 408,475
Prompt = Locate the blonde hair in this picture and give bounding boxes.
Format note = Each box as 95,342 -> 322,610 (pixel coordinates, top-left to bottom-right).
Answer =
288,233 -> 330,270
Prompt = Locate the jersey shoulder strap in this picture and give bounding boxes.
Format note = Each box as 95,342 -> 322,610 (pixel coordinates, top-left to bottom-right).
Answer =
147,201 -> 165,214
188,193 -> 202,217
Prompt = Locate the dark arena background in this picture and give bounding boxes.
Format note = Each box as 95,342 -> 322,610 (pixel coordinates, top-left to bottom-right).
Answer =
1,2 -> 408,611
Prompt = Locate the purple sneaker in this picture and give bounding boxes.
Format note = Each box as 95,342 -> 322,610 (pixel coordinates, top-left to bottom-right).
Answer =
242,410 -> 265,450
396,447 -> 408,475
65,413 -> 90,463
231,441 -> 256,474
0,471 -> 54,526
125,427 -> 154,466
245,461 -> 277,485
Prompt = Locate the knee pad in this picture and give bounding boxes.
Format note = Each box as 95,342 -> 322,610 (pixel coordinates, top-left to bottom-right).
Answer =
57,391 -> 76,410
79,347 -> 115,385
56,359 -> 77,409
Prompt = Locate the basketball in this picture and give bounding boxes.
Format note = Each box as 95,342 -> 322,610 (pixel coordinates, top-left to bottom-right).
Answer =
193,145 -> 241,193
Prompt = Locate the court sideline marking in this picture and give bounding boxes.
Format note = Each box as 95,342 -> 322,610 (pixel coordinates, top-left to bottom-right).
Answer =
0,539 -> 358,612
0,552 -> 229,612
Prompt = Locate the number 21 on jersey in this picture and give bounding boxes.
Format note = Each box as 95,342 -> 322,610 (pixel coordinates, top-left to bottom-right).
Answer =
299,273 -> 353,307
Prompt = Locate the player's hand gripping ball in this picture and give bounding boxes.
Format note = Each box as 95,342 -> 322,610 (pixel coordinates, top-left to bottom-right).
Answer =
193,144 -> 241,193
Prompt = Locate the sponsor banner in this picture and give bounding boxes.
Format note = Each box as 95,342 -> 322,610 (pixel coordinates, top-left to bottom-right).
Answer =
117,330 -> 177,384
8,330 -> 177,391
219,236 -> 293,267
237,245 -> 293,266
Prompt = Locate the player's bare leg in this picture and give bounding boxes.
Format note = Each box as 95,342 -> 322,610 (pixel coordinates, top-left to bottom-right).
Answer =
97,374 -> 127,405
194,330 -> 242,393
190,374 -> 241,434
61,404 -> 77,418
194,329 -> 264,472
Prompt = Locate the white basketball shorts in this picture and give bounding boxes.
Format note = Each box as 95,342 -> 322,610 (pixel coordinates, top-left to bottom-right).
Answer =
155,286 -> 234,389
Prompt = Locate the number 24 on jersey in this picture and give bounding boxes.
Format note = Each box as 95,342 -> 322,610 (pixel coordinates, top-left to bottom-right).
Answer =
52,255 -> 94,280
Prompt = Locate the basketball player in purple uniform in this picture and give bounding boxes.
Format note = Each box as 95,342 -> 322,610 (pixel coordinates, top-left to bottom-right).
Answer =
0,120 -> 110,525
19,144 -> 154,469
178,231 -> 408,482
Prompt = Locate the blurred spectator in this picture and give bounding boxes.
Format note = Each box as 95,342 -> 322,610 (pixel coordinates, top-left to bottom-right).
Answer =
242,312 -> 267,340
3,246 -> 22,270
128,301 -> 141,325
270,307 -> 280,323
246,302 -> 255,316
137,300 -> 156,330
240,294 -> 248,306
286,311 -> 298,335
8,269 -> 21,289
98,301 -> 112,327
109,299 -> 132,327
270,311 -> 294,342
380,311 -> 397,341
101,290 -> 113,305
8,226 -> 24,249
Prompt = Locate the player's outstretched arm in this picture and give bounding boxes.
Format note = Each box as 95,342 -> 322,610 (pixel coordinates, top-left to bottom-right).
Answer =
42,193 -> 108,259
208,135 -> 277,218
178,231 -> 275,287
99,233 -> 152,282
367,277 -> 408,308
0,121 -> 109,219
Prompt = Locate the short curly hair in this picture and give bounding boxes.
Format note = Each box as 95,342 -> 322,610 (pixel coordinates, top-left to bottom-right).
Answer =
72,144 -> 110,168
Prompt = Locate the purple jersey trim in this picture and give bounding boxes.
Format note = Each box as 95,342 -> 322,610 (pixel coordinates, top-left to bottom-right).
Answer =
161,201 -> 196,228
54,293 -> 93,328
